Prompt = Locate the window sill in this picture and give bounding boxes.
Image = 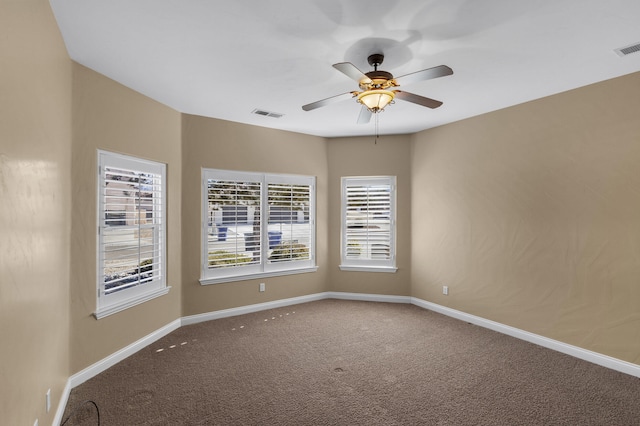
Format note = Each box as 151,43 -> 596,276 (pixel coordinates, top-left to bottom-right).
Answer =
94,286 -> 171,320
200,266 -> 318,285
339,265 -> 398,273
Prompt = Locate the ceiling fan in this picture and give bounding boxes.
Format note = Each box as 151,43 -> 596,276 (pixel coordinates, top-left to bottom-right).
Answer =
302,53 -> 453,124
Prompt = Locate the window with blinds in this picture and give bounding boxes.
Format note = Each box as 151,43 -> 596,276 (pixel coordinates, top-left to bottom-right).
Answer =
267,181 -> 311,264
205,172 -> 263,274
202,169 -> 316,284
341,176 -> 397,272
96,151 -> 168,319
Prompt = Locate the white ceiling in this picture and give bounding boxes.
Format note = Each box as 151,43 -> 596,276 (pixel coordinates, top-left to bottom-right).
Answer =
50,0 -> 640,138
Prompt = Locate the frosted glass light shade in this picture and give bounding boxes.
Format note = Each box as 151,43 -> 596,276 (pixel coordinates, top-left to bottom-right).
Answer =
357,90 -> 395,112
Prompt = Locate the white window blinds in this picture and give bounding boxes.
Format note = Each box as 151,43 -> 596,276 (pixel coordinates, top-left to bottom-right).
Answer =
202,169 -> 316,283
205,172 -> 263,273
341,176 -> 396,271
97,151 -> 168,318
267,180 -> 312,264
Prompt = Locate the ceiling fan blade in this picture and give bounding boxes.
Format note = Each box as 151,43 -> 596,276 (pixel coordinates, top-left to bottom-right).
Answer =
333,62 -> 372,84
357,106 -> 372,124
302,92 -> 355,111
395,91 -> 443,109
394,65 -> 453,86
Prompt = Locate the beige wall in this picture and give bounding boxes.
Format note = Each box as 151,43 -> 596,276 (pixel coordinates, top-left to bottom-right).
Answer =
411,72 -> 640,364
181,115 -> 328,315
3,4 -> 640,421
70,64 -> 182,373
327,135 -> 412,296
0,1 -> 72,425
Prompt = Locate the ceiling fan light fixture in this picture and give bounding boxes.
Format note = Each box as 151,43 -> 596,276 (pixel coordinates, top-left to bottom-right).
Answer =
357,89 -> 395,113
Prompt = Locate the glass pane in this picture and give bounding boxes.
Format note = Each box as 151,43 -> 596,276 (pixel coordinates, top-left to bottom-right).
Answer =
99,153 -> 166,305
345,183 -> 391,261
104,168 -> 162,228
102,227 -> 157,294
104,168 -> 138,227
267,183 -> 311,263
206,179 -> 261,269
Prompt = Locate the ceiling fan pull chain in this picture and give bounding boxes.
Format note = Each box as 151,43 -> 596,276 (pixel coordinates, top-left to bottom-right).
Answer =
375,113 -> 379,144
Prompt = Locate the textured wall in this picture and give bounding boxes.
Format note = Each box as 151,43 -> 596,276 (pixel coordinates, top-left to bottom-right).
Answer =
411,73 -> 640,364
3,6 -> 639,423
70,64 -> 182,373
181,115 -> 328,315
327,135 -> 412,296
0,0 -> 72,424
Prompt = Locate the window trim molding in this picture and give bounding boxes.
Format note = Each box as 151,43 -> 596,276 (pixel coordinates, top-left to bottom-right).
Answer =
338,265 -> 397,273
94,286 -> 171,319
201,168 -> 317,284
95,150 -> 169,319
199,266 -> 319,285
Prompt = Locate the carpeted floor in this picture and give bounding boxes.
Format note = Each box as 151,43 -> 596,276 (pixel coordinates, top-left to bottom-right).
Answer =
62,299 -> 640,425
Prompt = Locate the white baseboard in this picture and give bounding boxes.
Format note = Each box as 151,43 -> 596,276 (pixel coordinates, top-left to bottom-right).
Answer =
327,291 -> 412,304
56,292 -> 639,424
411,297 -> 640,378
68,318 -> 182,390
181,292 -> 331,325
53,379 -> 72,426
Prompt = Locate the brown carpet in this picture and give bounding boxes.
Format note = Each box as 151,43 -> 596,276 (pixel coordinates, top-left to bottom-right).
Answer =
63,299 -> 640,425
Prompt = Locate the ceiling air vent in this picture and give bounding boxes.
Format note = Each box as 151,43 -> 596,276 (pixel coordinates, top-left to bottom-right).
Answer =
252,109 -> 284,119
614,42 -> 640,57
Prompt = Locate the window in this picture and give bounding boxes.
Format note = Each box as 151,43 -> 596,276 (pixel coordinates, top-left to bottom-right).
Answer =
201,169 -> 316,284
340,176 -> 397,272
96,151 -> 169,319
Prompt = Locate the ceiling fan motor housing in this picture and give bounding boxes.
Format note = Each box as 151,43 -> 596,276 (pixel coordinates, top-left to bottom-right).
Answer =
360,70 -> 396,90
359,53 -> 397,90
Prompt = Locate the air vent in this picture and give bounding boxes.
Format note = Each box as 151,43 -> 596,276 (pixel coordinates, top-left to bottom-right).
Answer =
614,42 -> 640,57
252,109 -> 284,119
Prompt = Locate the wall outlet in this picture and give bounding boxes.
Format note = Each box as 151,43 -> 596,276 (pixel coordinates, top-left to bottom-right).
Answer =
34,419 -> 38,426
443,286 -> 449,295
46,389 -> 51,412
259,282 -> 265,292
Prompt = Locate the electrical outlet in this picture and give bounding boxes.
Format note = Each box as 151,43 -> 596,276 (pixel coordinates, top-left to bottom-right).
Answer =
259,282 -> 265,292
34,419 -> 38,426
46,389 -> 51,413
443,286 -> 449,295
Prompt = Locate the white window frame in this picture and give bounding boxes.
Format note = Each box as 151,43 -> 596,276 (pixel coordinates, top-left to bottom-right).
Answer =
200,169 -> 317,285
95,151 -> 169,319
340,176 -> 397,273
